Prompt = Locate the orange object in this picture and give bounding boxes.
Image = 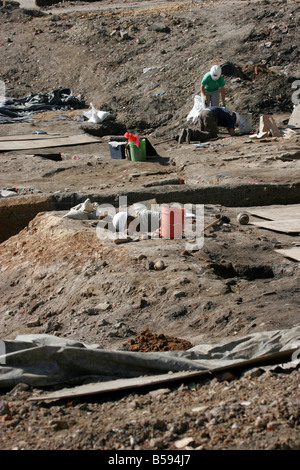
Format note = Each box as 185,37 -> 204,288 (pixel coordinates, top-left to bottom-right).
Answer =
124,132 -> 139,147
160,206 -> 185,239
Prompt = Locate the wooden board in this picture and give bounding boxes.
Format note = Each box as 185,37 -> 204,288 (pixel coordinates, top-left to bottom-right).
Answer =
0,133 -> 67,141
275,248 -> 300,262
28,371 -> 201,402
250,219 -> 300,234
248,204 -> 300,221
0,134 -> 100,151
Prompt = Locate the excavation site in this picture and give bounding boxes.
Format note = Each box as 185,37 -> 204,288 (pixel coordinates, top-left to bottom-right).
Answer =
0,0 -> 299,452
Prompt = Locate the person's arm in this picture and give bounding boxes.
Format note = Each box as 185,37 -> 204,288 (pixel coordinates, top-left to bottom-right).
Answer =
228,127 -> 236,136
201,84 -> 206,97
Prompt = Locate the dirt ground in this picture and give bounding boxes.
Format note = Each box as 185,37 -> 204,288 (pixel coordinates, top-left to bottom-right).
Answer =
0,0 -> 299,453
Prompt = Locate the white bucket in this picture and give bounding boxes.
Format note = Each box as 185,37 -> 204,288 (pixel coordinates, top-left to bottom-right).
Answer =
238,113 -> 252,134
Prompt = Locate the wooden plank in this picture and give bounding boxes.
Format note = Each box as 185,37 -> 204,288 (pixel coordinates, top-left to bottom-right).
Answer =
0,134 -> 100,151
28,371 -> 201,401
248,204 -> 300,221
0,133 -> 67,141
275,248 -> 300,262
250,219 -> 300,234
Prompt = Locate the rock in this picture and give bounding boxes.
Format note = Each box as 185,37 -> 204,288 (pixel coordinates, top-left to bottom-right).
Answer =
154,260 -> 165,270
266,421 -> 281,430
95,260 -> 108,269
172,290 -> 186,299
174,437 -> 194,449
242,367 -> 262,379
148,388 -> 171,399
26,319 -> 41,328
149,438 -> 165,449
181,250 -> 193,256
191,405 -> 209,414
146,260 -> 154,270
254,417 -> 267,428
7,383 -> 29,396
217,371 -> 235,382
95,302 -> 112,311
120,30 -> 130,40
148,23 -> 171,33
127,400 -> 139,410
135,298 -> 149,309
0,400 -> 10,416
166,304 -> 187,319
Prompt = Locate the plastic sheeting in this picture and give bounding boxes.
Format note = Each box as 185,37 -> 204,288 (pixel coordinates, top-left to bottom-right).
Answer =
0,326 -> 299,389
0,88 -> 85,123
186,94 -> 205,123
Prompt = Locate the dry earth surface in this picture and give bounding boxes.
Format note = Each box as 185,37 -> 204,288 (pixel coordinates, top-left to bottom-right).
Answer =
0,0 -> 299,454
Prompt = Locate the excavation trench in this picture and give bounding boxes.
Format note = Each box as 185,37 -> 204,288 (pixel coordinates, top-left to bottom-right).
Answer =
1,181 -> 300,243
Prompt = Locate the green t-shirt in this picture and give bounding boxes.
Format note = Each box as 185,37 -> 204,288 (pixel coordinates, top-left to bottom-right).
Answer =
201,72 -> 225,92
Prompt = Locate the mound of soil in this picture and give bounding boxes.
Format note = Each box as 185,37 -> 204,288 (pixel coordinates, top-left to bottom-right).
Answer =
125,328 -> 194,352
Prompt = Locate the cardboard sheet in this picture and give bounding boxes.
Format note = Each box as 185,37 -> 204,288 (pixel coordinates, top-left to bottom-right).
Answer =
275,247 -> 300,262
0,134 -> 100,151
288,104 -> 300,128
250,218 -> 300,234
248,204 -> 300,221
259,115 -> 282,137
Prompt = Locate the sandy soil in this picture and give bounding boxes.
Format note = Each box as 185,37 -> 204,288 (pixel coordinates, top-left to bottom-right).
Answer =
0,0 -> 299,453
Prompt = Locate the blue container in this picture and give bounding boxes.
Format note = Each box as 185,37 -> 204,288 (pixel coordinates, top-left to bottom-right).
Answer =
109,142 -> 126,159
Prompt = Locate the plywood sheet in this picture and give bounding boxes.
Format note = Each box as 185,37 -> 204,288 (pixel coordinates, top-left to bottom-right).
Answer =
275,248 -> 300,262
0,133 -> 66,141
0,134 -> 100,151
248,204 -> 300,221
250,219 -> 300,234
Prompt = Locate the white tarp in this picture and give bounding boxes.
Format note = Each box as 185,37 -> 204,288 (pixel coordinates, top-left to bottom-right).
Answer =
0,327 -> 299,390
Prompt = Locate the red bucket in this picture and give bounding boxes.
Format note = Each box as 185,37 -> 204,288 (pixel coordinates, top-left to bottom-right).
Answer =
160,206 -> 185,239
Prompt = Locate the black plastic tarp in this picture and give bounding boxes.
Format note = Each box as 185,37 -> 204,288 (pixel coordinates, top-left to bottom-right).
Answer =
0,88 -> 85,123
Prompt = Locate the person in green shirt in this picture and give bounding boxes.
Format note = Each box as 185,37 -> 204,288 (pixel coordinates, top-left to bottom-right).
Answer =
201,65 -> 226,107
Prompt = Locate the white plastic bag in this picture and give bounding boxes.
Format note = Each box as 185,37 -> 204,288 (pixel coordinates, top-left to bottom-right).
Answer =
83,103 -> 111,123
187,95 -> 205,123
63,198 -> 99,220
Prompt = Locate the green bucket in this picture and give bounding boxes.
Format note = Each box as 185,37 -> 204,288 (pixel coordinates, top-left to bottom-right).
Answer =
129,139 -> 146,161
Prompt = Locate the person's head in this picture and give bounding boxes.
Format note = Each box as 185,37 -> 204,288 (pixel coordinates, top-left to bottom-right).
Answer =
231,111 -> 240,126
112,212 -> 136,232
210,65 -> 221,80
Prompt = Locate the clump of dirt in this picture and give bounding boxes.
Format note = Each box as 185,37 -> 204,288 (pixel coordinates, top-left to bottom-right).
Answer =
125,327 -> 193,352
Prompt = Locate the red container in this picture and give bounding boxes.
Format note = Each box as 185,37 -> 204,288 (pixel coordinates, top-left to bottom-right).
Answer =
160,206 -> 185,239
